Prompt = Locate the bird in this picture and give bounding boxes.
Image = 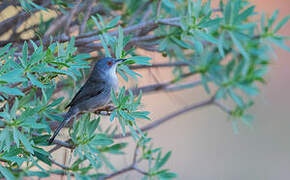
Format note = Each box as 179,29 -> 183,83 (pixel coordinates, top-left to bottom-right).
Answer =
48,57 -> 126,144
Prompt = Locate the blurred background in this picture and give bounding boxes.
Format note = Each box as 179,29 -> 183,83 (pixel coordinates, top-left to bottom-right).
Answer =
118,0 -> 290,179
151,0 -> 290,179
0,0 -> 289,179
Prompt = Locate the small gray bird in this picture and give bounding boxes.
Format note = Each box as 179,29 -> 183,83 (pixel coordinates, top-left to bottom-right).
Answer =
49,57 -> 126,144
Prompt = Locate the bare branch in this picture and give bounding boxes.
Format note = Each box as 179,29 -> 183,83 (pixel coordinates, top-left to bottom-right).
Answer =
64,0 -> 82,35
213,100 -> 232,114
130,71 -> 197,95
156,0 -> 162,18
101,166 -> 134,180
50,158 -> 70,170
101,143 -> 147,179
129,62 -> 190,69
80,0 -> 94,34
75,17 -> 180,46
114,96 -> 215,139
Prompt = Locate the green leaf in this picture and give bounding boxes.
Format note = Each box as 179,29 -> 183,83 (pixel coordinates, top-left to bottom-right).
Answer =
111,88 -> 118,105
88,117 -> 100,135
238,84 -> 259,96
99,154 -> 116,171
162,0 -> 175,9
0,164 -> 14,180
100,35 -> 111,57
34,151 -> 51,166
235,5 -> 255,23
86,154 -> 101,169
91,134 -> 113,146
107,16 -> 121,28
47,97 -> 64,107
0,87 -> 24,96
193,40 -> 203,54
224,1 -> 232,24
131,111 -> 150,120
195,30 -> 218,44
201,75 -> 210,94
14,129 -> 34,154
274,15 -> 290,33
10,98 -> 19,119
126,56 -> 152,65
0,70 -> 25,84
261,12 -> 266,33
229,32 -> 249,61
0,43 -> 12,57
13,128 -> 20,148
199,18 -> 221,28
171,37 -> 191,49
92,16 -> 102,30
154,151 -> 171,170
21,41 -> 28,67
268,9 -> 279,28
229,89 -> 243,107
218,32 -> 225,57
26,171 -> 49,178
26,0 -> 46,11
116,26 -> 123,59
269,38 -> 290,52
27,73 -> 45,88
158,171 -> 177,179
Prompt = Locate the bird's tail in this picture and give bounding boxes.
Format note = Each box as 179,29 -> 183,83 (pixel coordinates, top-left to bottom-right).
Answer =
48,107 -> 78,144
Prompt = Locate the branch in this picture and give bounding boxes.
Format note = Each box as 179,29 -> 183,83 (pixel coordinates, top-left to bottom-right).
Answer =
156,0 -> 162,18
130,71 -> 197,95
213,100 -> 232,114
31,132 -> 74,149
113,96 -> 215,139
83,34 -> 167,50
101,143 -> 148,179
50,158 -> 70,170
75,17 -> 180,46
129,62 -> 190,69
80,0 -> 94,34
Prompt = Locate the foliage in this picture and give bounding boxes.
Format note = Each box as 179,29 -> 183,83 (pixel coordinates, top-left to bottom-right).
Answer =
0,0 -> 289,179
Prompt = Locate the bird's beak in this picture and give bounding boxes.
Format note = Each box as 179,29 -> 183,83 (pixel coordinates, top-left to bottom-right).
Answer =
115,59 -> 127,63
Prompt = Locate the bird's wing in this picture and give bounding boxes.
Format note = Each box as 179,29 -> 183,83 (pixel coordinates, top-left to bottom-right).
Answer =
66,78 -> 106,108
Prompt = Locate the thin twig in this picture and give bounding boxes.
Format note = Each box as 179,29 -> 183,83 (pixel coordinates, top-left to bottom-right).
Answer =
80,0 -> 94,34
213,100 -> 232,114
130,71 -> 197,95
156,0 -> 162,18
133,166 -> 148,176
130,62 -> 191,69
75,17 -> 180,45
64,0 -> 82,35
50,158 -> 70,170
101,166 -> 133,179
101,143 -> 146,179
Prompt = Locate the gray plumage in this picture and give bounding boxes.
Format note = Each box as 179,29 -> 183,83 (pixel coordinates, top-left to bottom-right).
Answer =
49,57 -> 126,144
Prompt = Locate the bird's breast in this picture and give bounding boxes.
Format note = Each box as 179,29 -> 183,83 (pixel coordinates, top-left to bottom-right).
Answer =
108,68 -> 118,91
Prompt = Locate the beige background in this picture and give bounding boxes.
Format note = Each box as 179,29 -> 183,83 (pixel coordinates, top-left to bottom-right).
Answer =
116,0 -> 290,179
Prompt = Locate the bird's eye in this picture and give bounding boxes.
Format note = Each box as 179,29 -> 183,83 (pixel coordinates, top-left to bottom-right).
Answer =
107,61 -> 113,66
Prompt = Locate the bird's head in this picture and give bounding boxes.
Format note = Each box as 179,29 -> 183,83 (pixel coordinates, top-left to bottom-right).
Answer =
93,57 -> 126,74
